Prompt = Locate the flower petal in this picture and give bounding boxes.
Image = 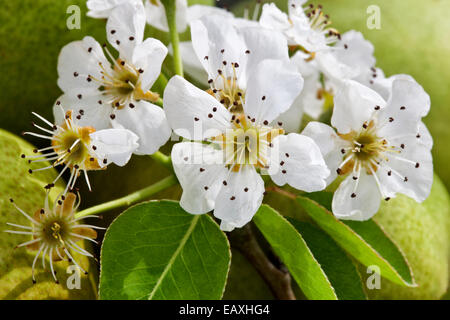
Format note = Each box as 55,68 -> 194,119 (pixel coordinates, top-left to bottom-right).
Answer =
214,166 -> 265,231
172,142 -> 227,214
176,41 -> 208,84
53,90 -> 112,130
377,75 -> 430,138
106,1 -> 146,61
145,0 -> 188,32
112,100 -> 171,155
378,134 -> 433,202
164,75 -> 231,140
274,94 -> 304,133
260,3 -> 291,32
89,128 -> 139,167
239,27 -> 289,85
302,121 -> 347,185
332,172 -> 381,221
57,36 -> 109,93
244,59 -> 303,124
269,133 -> 329,192
190,15 -> 245,79
332,80 -> 386,134
87,0 -> 141,18
132,38 -> 168,92
323,30 -> 375,81
186,4 -> 233,23
417,121 -> 433,150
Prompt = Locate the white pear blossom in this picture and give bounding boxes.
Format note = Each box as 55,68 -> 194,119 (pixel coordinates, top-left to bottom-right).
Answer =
22,108 -> 139,194
5,192 -> 103,284
302,77 -> 433,220
175,5 -> 267,85
56,1 -> 171,155
260,0 -> 340,55
278,30 -> 378,132
164,15 -> 329,231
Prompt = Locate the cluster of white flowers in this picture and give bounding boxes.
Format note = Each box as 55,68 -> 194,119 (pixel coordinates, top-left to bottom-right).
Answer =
10,0 -> 434,277
82,0 -> 433,229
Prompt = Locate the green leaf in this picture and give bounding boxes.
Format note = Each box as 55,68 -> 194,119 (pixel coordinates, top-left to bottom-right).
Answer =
288,219 -> 367,300
297,195 -> 415,287
253,205 -> 338,300
99,200 -> 231,300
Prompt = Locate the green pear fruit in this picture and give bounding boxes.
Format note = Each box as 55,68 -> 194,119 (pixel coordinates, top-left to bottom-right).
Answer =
364,174 -> 449,299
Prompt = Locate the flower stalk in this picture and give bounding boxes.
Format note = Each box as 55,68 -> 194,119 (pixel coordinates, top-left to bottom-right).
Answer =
161,0 -> 183,77
74,175 -> 178,219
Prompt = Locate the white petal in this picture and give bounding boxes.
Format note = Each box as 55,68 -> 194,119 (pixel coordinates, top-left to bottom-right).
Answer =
269,133 -> 329,192
132,38 -> 168,92
214,166 -> 265,231
164,75 -> 231,140
176,41 -> 208,84
87,0 -> 142,18
377,76 -> 430,138
326,30 -> 375,81
259,3 -> 291,33
172,142 -> 227,214
244,59 -> 303,124
145,0 -> 168,32
379,135 -> 433,202
332,80 -> 386,134
186,4 -> 233,23
288,0 -> 308,16
332,172 -> 381,221
239,26 -> 289,85
190,15 -> 245,79
53,90 -> 112,129
417,121 -> 433,149
316,51 -> 357,82
112,100 -> 171,155
106,1 -> 146,62
57,36 -> 109,93
274,94 -> 304,133
289,52 -> 325,119
362,68 -> 393,100
145,0 -> 188,32
302,121 -> 347,185
89,128 -> 139,167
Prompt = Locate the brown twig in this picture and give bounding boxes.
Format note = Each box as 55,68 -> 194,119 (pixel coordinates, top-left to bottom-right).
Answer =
228,224 -> 296,300
265,186 -> 297,200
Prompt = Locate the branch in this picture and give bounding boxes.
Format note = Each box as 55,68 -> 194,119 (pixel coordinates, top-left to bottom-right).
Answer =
74,175 -> 177,219
228,224 -> 296,300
